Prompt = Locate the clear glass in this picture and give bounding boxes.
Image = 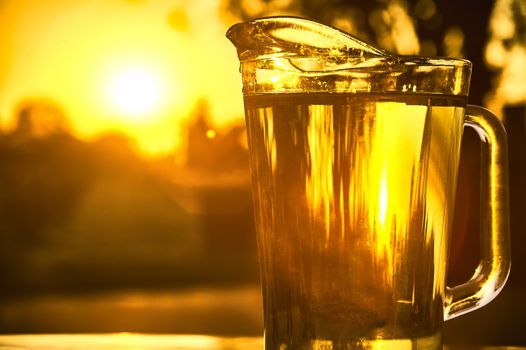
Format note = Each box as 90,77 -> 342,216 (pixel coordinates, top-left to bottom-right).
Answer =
227,17 -> 511,350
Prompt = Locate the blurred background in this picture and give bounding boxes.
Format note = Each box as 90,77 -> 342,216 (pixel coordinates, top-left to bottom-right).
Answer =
0,0 -> 524,346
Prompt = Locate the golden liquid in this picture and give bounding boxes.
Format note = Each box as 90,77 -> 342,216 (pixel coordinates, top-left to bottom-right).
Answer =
244,93 -> 466,350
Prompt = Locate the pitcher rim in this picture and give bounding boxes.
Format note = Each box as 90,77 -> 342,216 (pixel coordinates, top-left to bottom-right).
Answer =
227,15 -> 473,70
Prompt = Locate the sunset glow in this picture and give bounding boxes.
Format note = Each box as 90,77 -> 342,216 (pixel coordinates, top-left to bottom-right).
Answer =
107,67 -> 165,122
0,0 -> 244,156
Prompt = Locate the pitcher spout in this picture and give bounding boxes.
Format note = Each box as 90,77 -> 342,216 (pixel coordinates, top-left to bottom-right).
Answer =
226,16 -> 387,62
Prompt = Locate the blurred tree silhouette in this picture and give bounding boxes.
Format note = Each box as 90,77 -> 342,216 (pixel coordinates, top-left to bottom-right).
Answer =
0,98 -> 257,302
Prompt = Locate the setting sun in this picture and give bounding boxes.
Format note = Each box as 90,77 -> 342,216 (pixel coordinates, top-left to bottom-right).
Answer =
0,0 -> 244,156
107,67 -> 164,122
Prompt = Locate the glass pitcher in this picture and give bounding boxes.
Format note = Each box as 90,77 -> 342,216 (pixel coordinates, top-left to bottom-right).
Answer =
227,17 -> 511,350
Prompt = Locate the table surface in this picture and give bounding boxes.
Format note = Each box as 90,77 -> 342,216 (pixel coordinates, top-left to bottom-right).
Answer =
0,334 -> 523,350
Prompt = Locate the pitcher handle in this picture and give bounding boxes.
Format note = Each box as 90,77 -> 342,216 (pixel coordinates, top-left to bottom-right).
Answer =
444,105 -> 511,321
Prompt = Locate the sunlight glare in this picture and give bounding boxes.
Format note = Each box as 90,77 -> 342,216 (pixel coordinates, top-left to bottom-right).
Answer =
107,67 -> 163,121
0,0 -> 245,156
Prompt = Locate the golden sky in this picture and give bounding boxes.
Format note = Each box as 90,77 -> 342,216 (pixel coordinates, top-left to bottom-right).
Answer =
0,0 -> 244,155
